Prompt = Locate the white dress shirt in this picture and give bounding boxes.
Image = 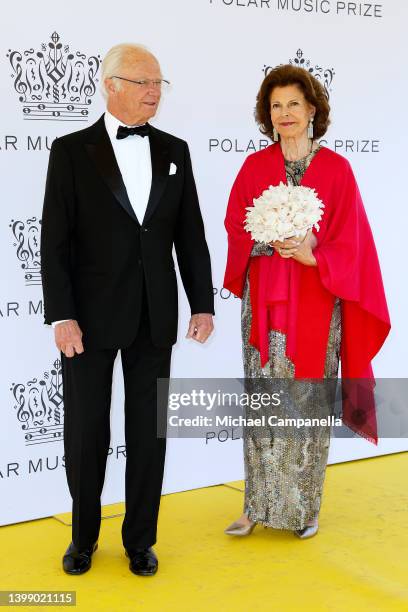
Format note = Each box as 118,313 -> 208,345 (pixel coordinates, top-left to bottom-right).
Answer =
51,110 -> 152,328
104,109 -> 152,223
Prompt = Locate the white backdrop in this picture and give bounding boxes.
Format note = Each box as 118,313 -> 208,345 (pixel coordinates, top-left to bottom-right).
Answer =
1,0 -> 407,525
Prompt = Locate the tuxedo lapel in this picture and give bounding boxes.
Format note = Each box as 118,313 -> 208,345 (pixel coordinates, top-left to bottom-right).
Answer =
84,115 -> 139,224
143,126 -> 170,225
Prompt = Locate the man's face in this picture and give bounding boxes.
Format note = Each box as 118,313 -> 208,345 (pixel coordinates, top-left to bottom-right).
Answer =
105,54 -> 163,124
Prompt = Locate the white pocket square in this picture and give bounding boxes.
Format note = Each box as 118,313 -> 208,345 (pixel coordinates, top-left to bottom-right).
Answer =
169,162 -> 177,175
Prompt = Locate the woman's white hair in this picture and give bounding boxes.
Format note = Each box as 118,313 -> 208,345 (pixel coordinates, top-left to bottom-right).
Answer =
100,43 -> 157,97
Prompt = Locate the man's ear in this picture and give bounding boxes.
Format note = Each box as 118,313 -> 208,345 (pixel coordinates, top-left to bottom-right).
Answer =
105,78 -> 116,96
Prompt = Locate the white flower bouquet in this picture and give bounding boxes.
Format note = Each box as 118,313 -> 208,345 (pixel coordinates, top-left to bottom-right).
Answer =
244,182 -> 325,243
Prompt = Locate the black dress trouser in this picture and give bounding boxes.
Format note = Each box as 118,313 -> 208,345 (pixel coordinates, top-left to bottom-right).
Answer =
61,285 -> 172,554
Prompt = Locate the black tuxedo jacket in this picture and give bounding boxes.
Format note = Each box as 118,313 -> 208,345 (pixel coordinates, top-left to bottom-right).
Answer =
40,114 -> 214,349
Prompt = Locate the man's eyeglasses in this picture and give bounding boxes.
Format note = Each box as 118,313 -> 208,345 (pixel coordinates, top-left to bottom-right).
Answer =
110,76 -> 171,91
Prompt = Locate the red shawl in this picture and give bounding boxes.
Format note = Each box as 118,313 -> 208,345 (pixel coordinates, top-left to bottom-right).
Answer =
223,143 -> 391,445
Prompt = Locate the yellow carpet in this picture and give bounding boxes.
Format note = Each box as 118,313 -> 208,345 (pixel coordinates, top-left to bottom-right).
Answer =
0,452 -> 407,611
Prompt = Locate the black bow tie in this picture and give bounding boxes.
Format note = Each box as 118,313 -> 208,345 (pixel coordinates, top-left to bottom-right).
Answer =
116,123 -> 150,140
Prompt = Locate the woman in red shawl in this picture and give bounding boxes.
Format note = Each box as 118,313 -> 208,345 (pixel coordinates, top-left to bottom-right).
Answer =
223,65 -> 390,539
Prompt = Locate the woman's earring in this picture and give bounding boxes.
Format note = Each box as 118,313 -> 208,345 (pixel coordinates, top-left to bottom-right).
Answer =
273,126 -> 279,142
307,117 -> 314,139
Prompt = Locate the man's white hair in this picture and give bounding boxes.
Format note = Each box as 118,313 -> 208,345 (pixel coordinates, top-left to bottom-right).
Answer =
100,43 -> 157,97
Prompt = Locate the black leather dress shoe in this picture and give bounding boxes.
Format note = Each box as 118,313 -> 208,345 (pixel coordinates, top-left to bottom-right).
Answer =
126,547 -> 158,576
62,541 -> 98,575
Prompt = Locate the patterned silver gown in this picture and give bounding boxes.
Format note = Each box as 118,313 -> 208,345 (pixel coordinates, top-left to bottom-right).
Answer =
241,145 -> 341,531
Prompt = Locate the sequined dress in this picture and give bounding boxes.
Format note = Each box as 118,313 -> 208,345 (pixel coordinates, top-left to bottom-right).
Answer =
241,145 -> 341,530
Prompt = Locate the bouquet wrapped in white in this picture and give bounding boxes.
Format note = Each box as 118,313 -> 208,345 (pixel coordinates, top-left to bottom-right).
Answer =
244,181 -> 325,244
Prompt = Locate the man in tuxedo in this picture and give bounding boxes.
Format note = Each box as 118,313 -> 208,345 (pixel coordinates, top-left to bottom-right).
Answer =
40,43 -> 214,576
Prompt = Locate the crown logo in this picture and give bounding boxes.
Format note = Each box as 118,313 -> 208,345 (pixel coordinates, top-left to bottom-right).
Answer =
7,32 -> 101,121
10,217 -> 42,286
11,359 -> 64,446
263,49 -> 335,99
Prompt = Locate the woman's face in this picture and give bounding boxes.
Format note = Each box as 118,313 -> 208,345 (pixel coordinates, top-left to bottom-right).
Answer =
269,84 -> 315,141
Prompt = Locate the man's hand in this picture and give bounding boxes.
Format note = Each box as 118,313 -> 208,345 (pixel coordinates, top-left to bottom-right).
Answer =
186,313 -> 214,344
55,320 -> 84,357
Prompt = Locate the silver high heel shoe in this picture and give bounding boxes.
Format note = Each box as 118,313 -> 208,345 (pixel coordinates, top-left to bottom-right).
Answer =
224,520 -> 256,536
294,519 -> 319,539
